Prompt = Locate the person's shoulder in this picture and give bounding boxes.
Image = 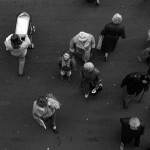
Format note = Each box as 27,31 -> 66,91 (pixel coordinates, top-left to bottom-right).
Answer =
94,68 -> 100,73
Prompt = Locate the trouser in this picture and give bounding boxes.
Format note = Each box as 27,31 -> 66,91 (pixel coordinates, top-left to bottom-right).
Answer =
43,112 -> 56,127
19,57 -> 25,75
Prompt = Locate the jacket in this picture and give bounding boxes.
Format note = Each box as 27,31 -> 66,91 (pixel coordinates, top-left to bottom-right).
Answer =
121,72 -> 150,96
120,117 -> 145,146
4,34 -> 31,57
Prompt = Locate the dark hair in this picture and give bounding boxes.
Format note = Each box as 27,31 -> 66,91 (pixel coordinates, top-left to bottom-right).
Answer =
11,34 -> 22,49
36,96 -> 47,108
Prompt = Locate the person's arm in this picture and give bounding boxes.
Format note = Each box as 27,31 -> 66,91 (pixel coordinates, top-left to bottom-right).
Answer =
4,34 -> 13,51
57,57 -> 62,69
71,57 -> 77,71
91,35 -> 96,49
120,26 -> 126,39
69,36 -> 76,52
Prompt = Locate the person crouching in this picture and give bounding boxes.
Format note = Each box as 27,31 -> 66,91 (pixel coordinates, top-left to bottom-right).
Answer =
81,62 -> 103,98
32,93 -> 61,133
58,51 -> 76,81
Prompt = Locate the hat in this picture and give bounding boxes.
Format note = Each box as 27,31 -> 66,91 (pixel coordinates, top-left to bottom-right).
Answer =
84,62 -> 94,71
129,117 -> 140,128
78,32 -> 88,42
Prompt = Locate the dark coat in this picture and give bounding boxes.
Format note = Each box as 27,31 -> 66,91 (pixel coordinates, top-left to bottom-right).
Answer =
81,68 -> 102,94
101,22 -> 126,53
121,72 -> 150,96
120,117 -> 145,147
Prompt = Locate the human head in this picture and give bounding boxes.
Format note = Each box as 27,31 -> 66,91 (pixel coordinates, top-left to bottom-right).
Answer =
36,96 -> 47,108
11,34 -> 22,45
112,13 -> 122,24
63,51 -> 70,60
129,117 -> 140,130
84,62 -> 94,72
78,31 -> 88,42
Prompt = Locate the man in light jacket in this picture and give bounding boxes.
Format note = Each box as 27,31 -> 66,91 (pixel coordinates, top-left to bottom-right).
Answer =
69,31 -> 95,63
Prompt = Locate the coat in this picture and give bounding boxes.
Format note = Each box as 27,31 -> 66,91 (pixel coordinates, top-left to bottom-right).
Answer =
69,33 -> 95,62
121,72 -> 150,96
120,117 -> 145,146
101,22 -> 126,53
81,68 -> 102,94
58,56 -> 76,71
4,34 -> 31,57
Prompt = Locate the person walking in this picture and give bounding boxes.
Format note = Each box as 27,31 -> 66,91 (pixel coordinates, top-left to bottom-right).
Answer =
81,62 -> 103,98
57,51 -> 76,81
121,68 -> 150,108
99,13 -> 126,61
120,117 -> 145,150
32,93 -> 60,133
4,33 -> 31,76
69,31 -> 95,63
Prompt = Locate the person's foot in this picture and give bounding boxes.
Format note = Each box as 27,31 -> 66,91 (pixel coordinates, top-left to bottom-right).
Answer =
18,73 -> 24,77
52,126 -> 58,133
61,75 -> 64,81
104,56 -> 108,61
68,76 -> 71,82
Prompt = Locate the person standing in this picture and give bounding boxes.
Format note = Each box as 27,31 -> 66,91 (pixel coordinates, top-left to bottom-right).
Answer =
100,13 -> 126,61
81,62 -> 103,98
69,31 -> 95,63
32,93 -> 60,133
121,68 -> 150,108
120,117 -> 145,150
4,34 -> 31,76
57,51 -> 76,81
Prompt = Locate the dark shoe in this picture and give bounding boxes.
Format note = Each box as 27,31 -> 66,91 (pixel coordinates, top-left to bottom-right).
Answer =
18,73 -> 24,77
61,75 -> 64,81
104,56 -> 108,61
68,76 -> 71,82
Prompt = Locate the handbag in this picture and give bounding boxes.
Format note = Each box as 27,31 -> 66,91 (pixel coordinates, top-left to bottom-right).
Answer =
96,35 -> 103,50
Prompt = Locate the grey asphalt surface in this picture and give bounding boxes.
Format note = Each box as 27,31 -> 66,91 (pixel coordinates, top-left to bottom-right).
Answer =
0,0 -> 150,150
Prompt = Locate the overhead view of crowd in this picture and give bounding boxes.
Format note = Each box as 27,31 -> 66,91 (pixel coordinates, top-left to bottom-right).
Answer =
3,1 -> 150,150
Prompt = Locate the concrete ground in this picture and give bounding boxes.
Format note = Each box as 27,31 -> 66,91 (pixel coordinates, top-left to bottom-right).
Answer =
0,0 -> 150,150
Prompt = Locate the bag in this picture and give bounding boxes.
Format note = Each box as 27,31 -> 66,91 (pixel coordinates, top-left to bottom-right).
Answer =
96,36 -> 103,50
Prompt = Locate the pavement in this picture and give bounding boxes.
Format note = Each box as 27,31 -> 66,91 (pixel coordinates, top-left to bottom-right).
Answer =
0,0 -> 150,150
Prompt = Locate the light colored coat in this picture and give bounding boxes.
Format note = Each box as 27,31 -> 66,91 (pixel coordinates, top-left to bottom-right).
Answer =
4,34 -> 31,57
69,33 -> 95,62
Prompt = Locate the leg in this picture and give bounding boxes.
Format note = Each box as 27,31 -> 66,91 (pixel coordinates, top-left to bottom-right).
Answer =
104,53 -> 108,61
49,112 -> 58,133
60,70 -> 65,80
18,57 -> 25,76
123,93 -> 135,108
66,70 -> 71,81
120,142 -> 124,150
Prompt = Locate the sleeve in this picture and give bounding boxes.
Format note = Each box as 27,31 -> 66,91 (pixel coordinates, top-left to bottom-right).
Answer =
91,35 -> 96,48
71,57 -> 77,71
140,125 -> 145,135
69,36 -> 76,52
21,35 -> 31,49
101,24 -> 108,36
57,57 -> 62,69
120,26 -> 126,39
4,34 -> 13,51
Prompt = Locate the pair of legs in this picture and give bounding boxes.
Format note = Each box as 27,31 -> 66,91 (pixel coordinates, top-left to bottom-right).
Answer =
60,70 -> 71,81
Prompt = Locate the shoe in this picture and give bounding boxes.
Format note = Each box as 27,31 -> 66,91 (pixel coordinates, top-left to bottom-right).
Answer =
52,126 -> 58,133
85,93 -> 89,98
18,73 -> 24,77
68,76 -> 71,82
104,56 -> 108,61
61,75 -> 64,81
